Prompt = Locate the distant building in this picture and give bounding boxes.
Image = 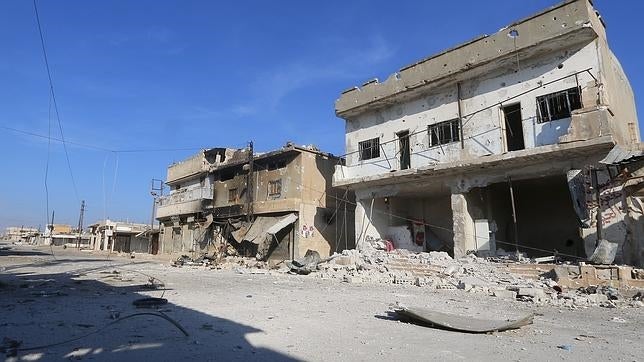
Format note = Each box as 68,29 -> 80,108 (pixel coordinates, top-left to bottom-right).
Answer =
88,220 -> 153,253
42,224 -> 89,247
156,143 -> 355,261
3,226 -> 40,243
333,0 -> 642,264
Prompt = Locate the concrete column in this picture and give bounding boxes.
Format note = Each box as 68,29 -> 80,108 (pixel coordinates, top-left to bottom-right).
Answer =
451,193 -> 475,258
355,198 -> 381,250
354,199 -> 367,250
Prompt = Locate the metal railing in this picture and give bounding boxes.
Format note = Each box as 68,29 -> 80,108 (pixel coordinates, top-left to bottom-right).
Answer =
158,186 -> 213,206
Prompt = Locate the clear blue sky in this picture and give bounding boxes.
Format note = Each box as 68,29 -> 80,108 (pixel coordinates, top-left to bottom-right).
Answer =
1,1 -> 642,230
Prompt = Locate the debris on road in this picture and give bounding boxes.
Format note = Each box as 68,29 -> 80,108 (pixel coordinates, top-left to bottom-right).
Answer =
393,306 -> 534,333
132,297 -> 168,308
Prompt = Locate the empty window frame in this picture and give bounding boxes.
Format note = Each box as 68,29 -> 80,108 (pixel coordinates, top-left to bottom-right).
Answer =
428,119 -> 460,147
358,138 -> 380,161
267,160 -> 287,171
536,87 -> 582,123
228,188 -> 237,203
220,169 -> 237,181
268,179 -> 282,197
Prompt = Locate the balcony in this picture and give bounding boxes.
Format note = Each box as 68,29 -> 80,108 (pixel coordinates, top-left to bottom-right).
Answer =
156,186 -> 213,219
167,153 -> 210,184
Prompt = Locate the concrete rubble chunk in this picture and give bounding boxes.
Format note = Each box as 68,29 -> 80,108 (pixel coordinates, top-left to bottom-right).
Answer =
493,289 -> 518,300
517,288 -> 546,300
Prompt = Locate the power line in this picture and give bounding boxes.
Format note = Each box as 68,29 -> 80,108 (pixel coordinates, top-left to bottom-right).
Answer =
1,125 -> 113,152
33,0 -> 80,203
0,126 -> 214,154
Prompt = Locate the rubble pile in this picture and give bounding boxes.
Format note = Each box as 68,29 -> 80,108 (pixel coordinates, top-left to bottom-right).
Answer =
171,246 -> 643,309
309,247 -> 643,309
172,254 -> 270,272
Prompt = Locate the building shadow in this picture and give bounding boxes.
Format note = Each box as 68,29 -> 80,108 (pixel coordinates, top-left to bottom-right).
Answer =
0,259 -> 297,361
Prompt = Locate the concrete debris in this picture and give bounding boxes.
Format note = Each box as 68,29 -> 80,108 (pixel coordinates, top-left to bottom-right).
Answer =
588,240 -> 618,265
172,253 -> 271,271
394,307 -> 534,333
492,289 -> 517,300
280,246 -> 642,309
286,250 -> 323,275
173,243 -> 642,309
172,254 -> 215,267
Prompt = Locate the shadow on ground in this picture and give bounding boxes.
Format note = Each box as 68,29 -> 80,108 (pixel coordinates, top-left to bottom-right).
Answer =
0,257 -> 296,361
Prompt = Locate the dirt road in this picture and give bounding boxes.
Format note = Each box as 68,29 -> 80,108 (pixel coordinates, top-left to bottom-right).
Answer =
1,242 -> 641,361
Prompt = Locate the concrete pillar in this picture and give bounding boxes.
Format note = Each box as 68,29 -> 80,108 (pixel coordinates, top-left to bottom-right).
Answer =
354,199 -> 367,249
451,192 -> 476,258
354,197 -> 382,250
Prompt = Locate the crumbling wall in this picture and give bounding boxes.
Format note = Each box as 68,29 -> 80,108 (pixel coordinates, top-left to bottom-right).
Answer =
596,36 -> 640,146
578,166 -> 643,266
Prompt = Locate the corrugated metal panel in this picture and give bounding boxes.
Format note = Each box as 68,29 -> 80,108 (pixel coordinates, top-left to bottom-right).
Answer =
600,145 -> 644,165
232,213 -> 298,245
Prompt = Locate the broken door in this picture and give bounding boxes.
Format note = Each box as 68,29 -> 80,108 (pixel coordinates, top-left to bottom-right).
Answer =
397,130 -> 410,170
503,104 -> 525,151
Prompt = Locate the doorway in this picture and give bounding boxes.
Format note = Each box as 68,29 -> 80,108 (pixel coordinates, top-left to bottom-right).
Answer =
397,130 -> 410,170
503,103 -> 525,151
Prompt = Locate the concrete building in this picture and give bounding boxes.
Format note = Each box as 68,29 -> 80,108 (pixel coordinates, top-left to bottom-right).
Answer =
333,0 -> 642,265
88,220 -> 152,253
42,224 -> 90,247
3,226 -> 40,243
157,143 -> 354,261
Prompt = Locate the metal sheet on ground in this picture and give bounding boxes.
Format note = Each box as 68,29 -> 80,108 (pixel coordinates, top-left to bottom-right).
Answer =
394,307 -> 533,333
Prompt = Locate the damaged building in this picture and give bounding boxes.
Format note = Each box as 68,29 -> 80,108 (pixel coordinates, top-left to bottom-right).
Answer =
333,0 -> 643,265
88,220 -> 153,253
156,143 -> 355,261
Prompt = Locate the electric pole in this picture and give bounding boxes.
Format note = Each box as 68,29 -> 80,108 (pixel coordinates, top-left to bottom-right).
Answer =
77,200 -> 85,249
150,179 -> 164,253
48,210 -> 55,245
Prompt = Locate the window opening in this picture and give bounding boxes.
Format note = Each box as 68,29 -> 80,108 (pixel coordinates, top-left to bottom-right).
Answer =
428,119 -> 460,147
536,87 -> 582,123
358,138 -> 380,160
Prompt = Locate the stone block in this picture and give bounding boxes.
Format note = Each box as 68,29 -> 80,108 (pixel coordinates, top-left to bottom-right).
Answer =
334,256 -> 355,266
518,288 -> 546,299
493,289 -> 518,300
587,293 -> 609,304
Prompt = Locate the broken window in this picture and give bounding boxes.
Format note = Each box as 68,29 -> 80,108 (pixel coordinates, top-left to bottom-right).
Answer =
536,87 -> 582,123
228,188 -> 237,203
428,119 -> 460,147
220,169 -> 237,181
268,179 -> 282,198
358,138 -> 380,161
267,160 -> 287,171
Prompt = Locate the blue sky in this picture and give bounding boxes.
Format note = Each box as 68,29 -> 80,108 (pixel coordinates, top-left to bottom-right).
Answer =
1,1 -> 642,230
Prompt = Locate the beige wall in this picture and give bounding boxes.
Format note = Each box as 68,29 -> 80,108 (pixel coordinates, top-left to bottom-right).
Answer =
597,40 -> 640,146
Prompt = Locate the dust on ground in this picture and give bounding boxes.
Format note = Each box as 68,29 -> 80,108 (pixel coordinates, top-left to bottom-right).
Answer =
1,241 -> 642,361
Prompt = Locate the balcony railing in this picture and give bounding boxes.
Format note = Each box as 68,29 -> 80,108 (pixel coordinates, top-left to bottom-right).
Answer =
158,186 -> 213,207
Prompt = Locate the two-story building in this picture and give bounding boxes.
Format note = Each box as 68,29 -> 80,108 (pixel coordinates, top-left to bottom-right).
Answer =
156,143 -> 355,262
333,0 -> 642,265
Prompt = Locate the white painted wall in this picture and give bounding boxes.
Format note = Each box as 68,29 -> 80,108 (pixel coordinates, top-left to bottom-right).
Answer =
341,41 -> 600,181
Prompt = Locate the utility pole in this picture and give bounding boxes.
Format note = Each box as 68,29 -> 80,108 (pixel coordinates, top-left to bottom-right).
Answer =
150,179 -> 164,254
246,141 -> 254,222
48,210 -> 55,245
76,200 -> 85,249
